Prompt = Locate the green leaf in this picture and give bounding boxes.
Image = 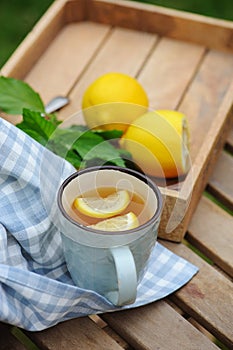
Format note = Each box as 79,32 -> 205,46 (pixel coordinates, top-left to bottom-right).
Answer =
17,109 -> 56,146
47,127 -> 84,157
0,76 -> 45,114
83,157 -> 125,168
93,129 -> 123,140
73,131 -> 126,167
17,108 -> 128,169
72,131 -> 103,159
65,150 -> 82,168
46,113 -> 62,127
49,127 -> 126,168
69,124 -> 89,133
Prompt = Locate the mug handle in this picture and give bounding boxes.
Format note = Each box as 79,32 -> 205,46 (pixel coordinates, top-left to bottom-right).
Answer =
108,246 -> 137,306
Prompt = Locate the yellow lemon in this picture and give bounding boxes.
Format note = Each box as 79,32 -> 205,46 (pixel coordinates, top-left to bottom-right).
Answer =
120,110 -> 190,178
73,190 -> 130,218
82,72 -> 148,131
88,212 -> 139,231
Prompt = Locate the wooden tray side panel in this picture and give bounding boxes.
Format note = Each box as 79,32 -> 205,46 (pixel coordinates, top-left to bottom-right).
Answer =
64,0 -> 87,22
182,87 -> 233,228
159,78 -> 233,241
86,0 -> 233,52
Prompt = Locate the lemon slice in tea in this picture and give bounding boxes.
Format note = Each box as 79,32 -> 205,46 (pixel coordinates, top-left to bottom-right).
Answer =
89,212 -> 139,231
73,190 -> 130,218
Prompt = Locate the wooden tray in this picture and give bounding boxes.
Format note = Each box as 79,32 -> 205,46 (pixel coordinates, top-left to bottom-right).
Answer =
2,0 -> 233,241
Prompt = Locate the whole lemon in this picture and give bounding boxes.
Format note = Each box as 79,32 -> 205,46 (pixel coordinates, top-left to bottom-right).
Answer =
82,72 -> 148,131
120,110 -> 190,178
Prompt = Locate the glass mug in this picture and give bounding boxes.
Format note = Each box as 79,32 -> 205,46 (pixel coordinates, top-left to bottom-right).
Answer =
57,166 -> 163,306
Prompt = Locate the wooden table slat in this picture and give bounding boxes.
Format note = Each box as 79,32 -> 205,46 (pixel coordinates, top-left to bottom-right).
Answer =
163,241 -> 233,348
27,317 -> 124,350
187,195 -> 233,277
102,300 -> 219,350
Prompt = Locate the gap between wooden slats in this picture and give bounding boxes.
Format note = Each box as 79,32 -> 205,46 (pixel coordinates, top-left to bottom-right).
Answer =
226,129 -> 233,152
102,300 -> 219,350
25,22 -> 111,104
0,323 -> 26,350
58,26 -> 158,119
187,195 -> 233,277
27,317 -> 124,350
162,241 -> 233,349
207,150 -> 233,211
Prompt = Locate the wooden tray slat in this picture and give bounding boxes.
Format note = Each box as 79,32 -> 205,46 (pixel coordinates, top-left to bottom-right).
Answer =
59,26 -> 157,119
178,49 -> 233,161
25,22 -> 111,104
138,37 -> 205,110
163,241 -> 233,348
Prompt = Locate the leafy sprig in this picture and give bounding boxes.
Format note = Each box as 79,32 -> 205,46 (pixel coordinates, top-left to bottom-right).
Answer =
0,76 -> 131,169
0,76 -> 44,114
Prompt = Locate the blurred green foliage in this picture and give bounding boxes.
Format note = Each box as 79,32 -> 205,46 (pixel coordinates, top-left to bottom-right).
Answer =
0,0 -> 232,68
0,0 -> 54,68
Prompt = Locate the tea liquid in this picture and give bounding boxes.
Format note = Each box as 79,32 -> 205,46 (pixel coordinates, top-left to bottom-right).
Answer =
68,187 -> 151,227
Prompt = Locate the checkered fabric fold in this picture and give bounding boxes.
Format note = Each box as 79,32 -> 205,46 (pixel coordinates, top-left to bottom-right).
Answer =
0,118 -> 198,331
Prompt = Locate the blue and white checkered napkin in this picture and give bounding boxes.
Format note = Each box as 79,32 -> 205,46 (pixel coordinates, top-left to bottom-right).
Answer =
0,117 -> 198,331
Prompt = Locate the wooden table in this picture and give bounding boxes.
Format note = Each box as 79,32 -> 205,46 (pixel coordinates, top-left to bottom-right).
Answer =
1,1 -> 233,349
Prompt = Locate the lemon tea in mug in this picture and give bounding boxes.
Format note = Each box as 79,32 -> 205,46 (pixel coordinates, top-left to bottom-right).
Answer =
68,186 -> 151,230
57,166 -> 163,306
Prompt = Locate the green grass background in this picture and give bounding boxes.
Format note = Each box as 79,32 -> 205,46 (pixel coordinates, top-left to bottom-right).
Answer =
0,0 -> 232,68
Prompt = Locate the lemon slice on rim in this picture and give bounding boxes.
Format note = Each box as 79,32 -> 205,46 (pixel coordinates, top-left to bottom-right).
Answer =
73,190 -> 130,218
89,212 -> 139,231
